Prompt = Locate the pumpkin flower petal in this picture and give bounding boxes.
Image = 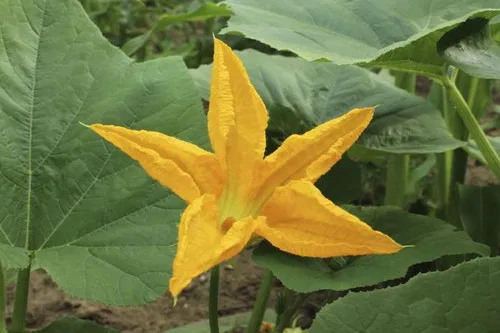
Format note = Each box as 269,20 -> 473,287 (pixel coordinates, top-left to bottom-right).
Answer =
169,194 -> 262,298
89,124 -> 222,202
208,38 -> 268,162
208,39 -> 269,202
257,180 -> 402,257
259,108 -> 373,197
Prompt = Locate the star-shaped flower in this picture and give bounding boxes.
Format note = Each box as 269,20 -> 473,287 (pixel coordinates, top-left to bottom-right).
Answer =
89,38 -> 402,299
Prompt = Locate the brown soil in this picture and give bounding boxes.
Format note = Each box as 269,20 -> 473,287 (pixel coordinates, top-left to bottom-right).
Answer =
5,251 -> 269,333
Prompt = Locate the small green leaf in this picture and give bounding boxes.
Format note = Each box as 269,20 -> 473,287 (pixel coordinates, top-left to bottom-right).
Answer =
156,2 -> 232,28
309,257 -> 500,333
439,17 -> 500,79
163,310 -> 276,333
191,50 -> 463,154
253,206 -> 488,293
406,155 -> 436,200
122,30 -> 154,56
122,2 -> 232,56
36,317 -> 118,333
458,184 -> 500,255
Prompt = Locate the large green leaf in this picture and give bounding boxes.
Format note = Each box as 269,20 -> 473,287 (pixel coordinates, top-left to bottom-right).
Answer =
0,0 -> 208,305
0,245 -> 29,270
221,0 -> 500,79
439,17 -> 500,79
36,317 -> 118,333
309,257 -> 500,333
253,206 -> 488,293
458,184 -> 500,255
164,310 -> 276,333
191,50 -> 462,153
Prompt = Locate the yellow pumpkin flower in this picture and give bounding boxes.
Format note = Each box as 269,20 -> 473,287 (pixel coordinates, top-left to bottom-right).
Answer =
89,38 -> 403,299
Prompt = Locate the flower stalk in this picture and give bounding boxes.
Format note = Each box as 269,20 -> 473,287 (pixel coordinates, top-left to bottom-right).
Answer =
444,70 -> 500,180
384,72 -> 416,208
0,261 -> 7,333
209,265 -> 221,333
10,263 -> 31,333
429,83 -> 453,221
273,293 -> 307,333
246,269 -> 274,333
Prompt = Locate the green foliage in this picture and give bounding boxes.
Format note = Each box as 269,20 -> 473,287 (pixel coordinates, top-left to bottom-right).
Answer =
458,184 -> 500,255
190,50 -> 463,154
1,0 -> 499,332
222,0 -> 500,78
81,0 -> 229,65
309,257 -> 500,333
439,18 -> 500,79
0,246 -> 29,271
253,206 -> 488,293
0,0 -> 208,305
121,2 -> 232,56
315,157 -> 363,204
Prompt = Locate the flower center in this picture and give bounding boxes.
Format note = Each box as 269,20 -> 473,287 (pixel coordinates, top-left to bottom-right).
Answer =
217,188 -> 261,231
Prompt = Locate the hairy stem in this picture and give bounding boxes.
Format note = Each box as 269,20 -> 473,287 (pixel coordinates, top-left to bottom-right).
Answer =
0,262 -> 6,333
429,83 -> 453,221
209,266 -> 220,333
384,155 -> 410,207
384,72 -> 416,208
444,73 -> 500,180
246,269 -> 274,333
10,263 -> 31,333
273,294 -> 307,333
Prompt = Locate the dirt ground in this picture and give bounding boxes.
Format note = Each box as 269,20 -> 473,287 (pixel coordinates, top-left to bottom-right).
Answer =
5,251 -> 271,333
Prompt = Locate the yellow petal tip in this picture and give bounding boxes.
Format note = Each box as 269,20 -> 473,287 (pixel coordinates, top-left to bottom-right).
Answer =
79,121 -> 90,128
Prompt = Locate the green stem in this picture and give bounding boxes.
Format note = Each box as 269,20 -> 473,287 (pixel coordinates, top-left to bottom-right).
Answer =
209,266 -> 220,333
444,74 -> 500,180
384,154 -> 410,207
429,83 -> 452,221
10,264 -> 31,333
466,77 -> 480,117
246,269 -> 274,333
273,294 -> 307,333
384,72 -> 416,208
0,262 -> 7,333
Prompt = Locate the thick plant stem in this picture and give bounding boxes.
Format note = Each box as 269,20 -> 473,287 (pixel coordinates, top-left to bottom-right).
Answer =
449,74 -> 477,188
246,269 -> 274,333
10,264 -> 31,333
384,72 -> 416,208
444,76 -> 500,180
0,262 -> 7,333
429,83 -> 453,221
209,266 -> 220,333
384,154 -> 410,207
273,294 -> 307,333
